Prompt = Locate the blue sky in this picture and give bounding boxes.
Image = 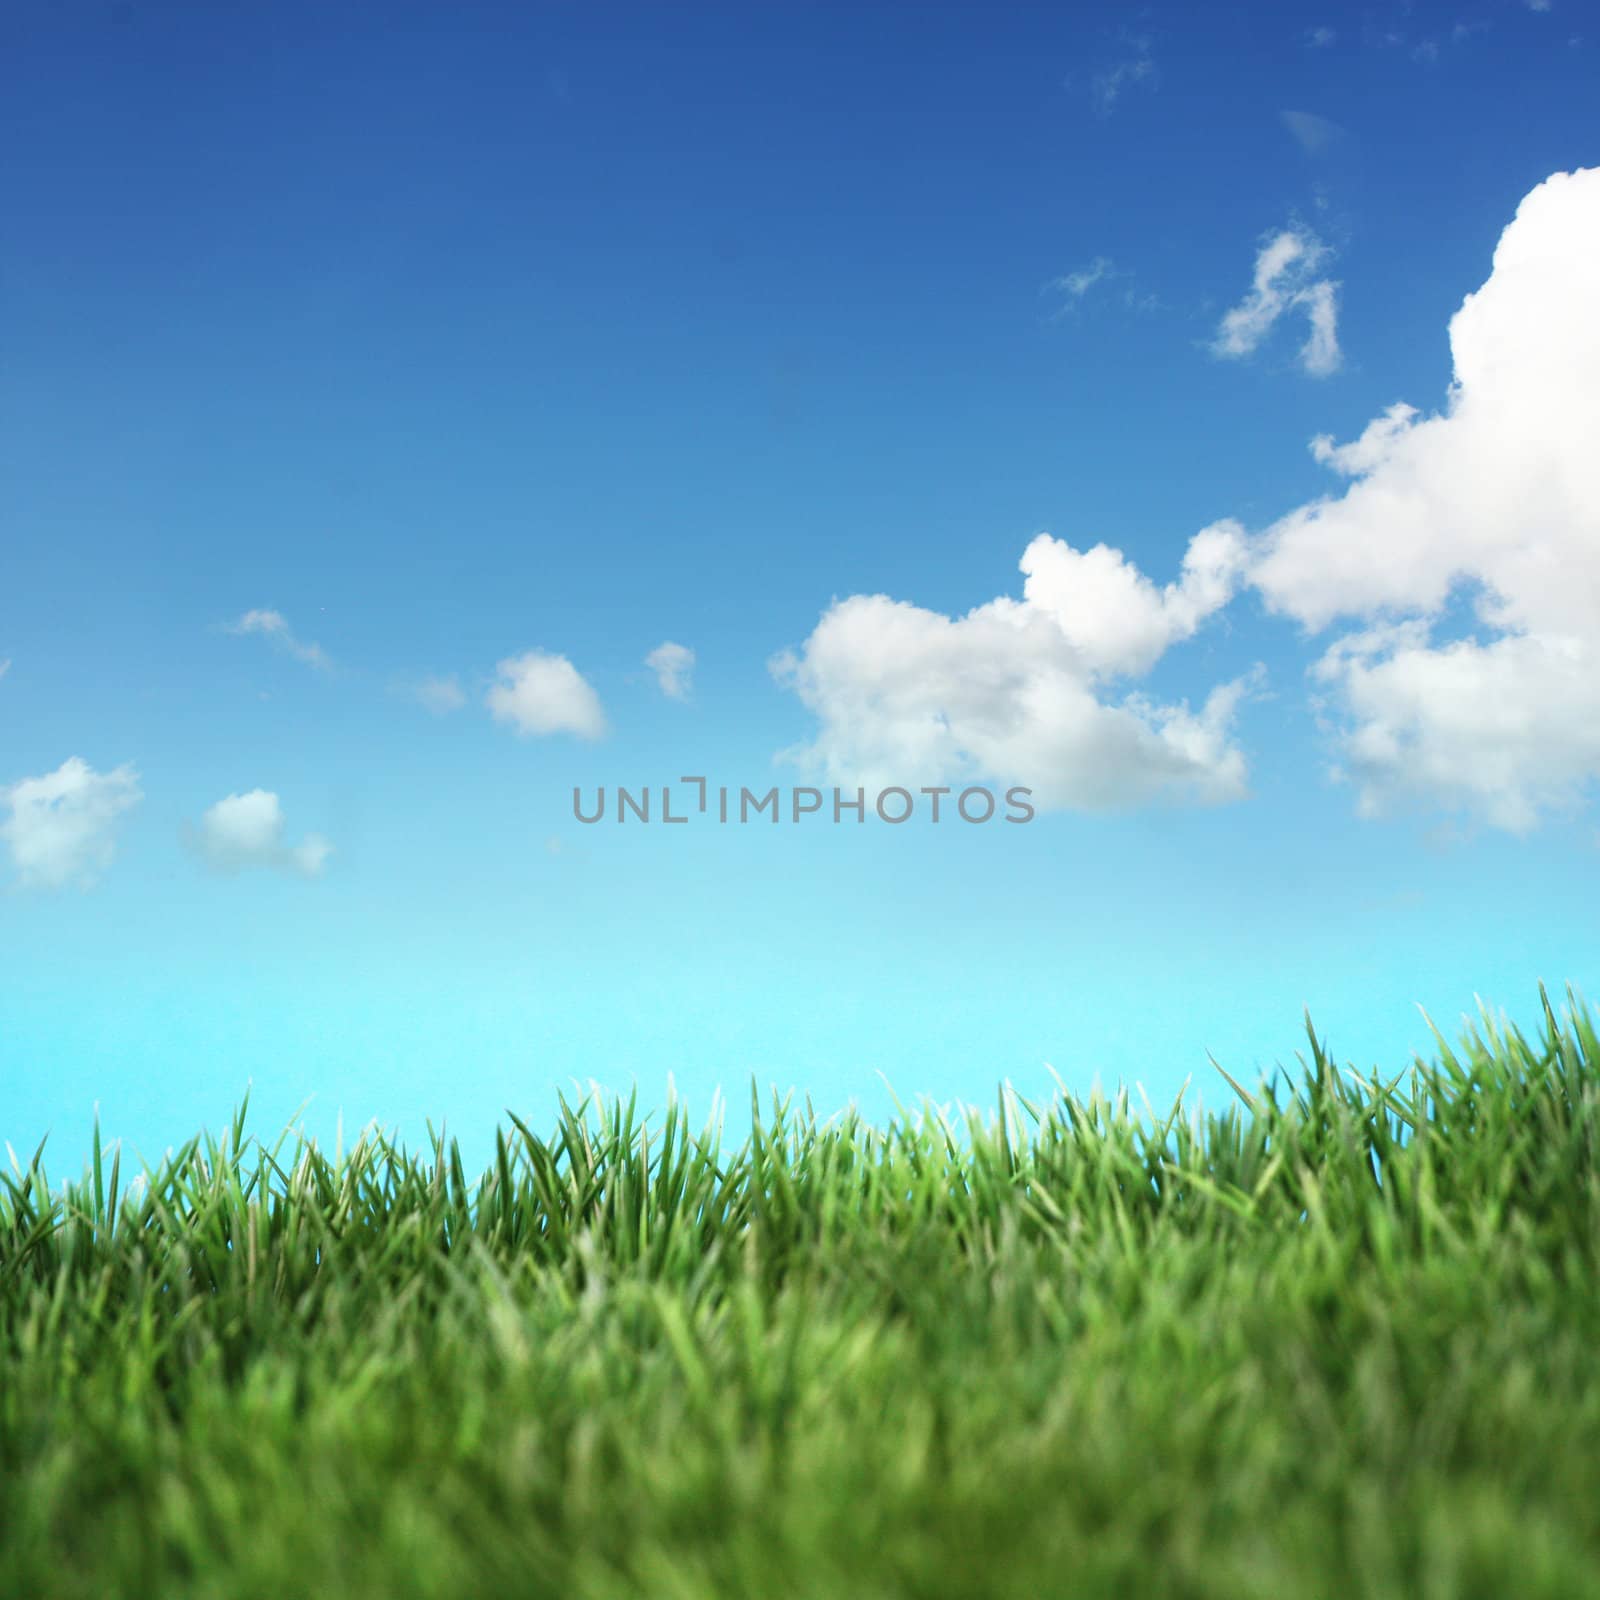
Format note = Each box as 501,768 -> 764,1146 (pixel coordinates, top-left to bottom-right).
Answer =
3,0 -> 1597,1178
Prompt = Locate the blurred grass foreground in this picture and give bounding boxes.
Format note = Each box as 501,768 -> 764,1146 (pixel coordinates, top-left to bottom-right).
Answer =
5,986 -> 1600,1599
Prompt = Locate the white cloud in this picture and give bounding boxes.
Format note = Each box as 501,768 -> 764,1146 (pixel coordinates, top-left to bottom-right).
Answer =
1306,25 -> 1336,47
1249,167 -> 1600,830
0,658 -> 10,681
771,523 -> 1260,812
193,790 -> 332,877
414,675 -> 466,714
487,650 -> 606,739
223,609 -> 331,671
777,171 -> 1600,834
645,641 -> 695,701
1525,0 -> 1552,12
1,758 -> 142,890
1213,225 -> 1342,376
1282,110 -> 1344,156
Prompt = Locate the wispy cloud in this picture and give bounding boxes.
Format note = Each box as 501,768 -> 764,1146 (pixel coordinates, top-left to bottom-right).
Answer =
1050,258 -> 1115,301
190,790 -> 331,878
1,757 -> 142,891
413,674 -> 466,714
1045,258 -> 1161,318
1305,25 -> 1337,47
222,609 -> 332,671
1213,224 -> 1342,377
1282,110 -> 1345,156
0,659 -> 10,682
1086,32 -> 1158,116
645,641 -> 695,701
1366,15 -> 1493,62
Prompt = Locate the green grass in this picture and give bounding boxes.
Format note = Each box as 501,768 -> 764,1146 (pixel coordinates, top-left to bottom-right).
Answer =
5,987 -> 1600,1599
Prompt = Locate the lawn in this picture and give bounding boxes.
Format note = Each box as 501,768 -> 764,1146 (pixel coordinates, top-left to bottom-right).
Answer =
4,987 -> 1600,1599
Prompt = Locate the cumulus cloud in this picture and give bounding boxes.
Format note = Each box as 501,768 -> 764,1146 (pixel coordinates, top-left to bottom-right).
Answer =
777,170 -> 1600,834
192,790 -> 332,877
414,675 -> 466,714
1,758 -> 142,890
487,650 -> 606,739
645,641 -> 695,701
771,523 -> 1260,811
1213,225 -> 1342,376
223,609 -> 331,671
1249,167 -> 1600,830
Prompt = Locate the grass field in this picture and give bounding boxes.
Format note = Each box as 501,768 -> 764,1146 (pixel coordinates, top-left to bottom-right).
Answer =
4,987 -> 1600,1599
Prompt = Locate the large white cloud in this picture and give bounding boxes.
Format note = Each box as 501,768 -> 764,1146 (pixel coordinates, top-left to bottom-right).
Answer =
486,650 -> 607,739
771,524 -> 1259,811
1252,166 -> 1600,829
774,168 -> 1600,831
194,790 -> 332,877
1,758 -> 142,890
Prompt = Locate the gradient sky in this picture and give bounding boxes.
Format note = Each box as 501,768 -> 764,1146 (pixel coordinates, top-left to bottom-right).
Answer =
3,0 -> 1598,1181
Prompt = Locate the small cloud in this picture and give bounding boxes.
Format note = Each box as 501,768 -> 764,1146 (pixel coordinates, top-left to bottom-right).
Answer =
222,609 -> 332,671
1305,25 -> 1336,47
1525,0 -> 1552,12
191,790 -> 332,878
1411,37 -> 1441,63
487,650 -> 607,739
1086,32 -> 1158,116
645,641 -> 695,701
1213,224 -> 1342,377
1282,110 -> 1345,155
1049,257 -> 1115,302
1,757 -> 142,891
545,836 -> 563,855
414,675 -> 466,715
0,658 -> 10,681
